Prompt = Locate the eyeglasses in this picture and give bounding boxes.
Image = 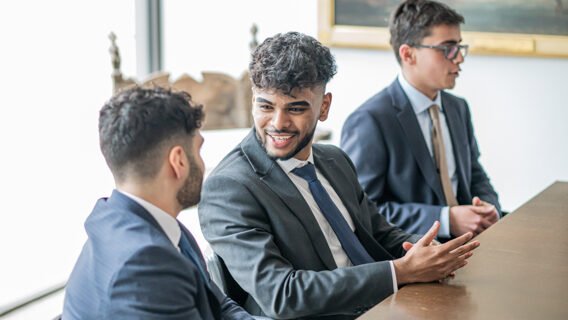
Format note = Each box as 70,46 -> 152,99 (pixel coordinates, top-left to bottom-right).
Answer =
413,44 -> 469,60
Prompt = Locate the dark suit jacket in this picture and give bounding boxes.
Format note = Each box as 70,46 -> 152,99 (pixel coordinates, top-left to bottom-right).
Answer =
198,129 -> 420,320
340,79 -> 500,236
63,190 -> 251,320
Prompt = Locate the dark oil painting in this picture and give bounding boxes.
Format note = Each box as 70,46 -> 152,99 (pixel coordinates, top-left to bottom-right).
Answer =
335,0 -> 568,36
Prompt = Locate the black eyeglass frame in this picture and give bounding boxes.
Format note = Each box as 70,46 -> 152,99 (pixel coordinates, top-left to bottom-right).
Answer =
412,44 -> 469,60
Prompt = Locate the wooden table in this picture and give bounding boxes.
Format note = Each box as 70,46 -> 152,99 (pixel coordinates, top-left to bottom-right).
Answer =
359,181 -> 568,320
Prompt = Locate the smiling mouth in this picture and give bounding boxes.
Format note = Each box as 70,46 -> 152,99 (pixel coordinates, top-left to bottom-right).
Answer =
266,130 -> 297,148
270,135 -> 292,142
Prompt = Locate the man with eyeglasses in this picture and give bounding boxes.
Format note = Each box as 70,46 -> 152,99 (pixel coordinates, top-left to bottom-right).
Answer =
341,0 -> 501,241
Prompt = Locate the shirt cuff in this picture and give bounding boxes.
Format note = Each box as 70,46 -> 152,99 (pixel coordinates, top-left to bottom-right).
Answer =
389,261 -> 398,293
438,206 -> 451,238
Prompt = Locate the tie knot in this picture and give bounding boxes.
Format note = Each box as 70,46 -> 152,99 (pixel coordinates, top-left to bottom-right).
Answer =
428,104 -> 440,120
292,163 -> 318,182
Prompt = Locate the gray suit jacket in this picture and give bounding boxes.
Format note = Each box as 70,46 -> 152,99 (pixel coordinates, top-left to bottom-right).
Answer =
341,79 -> 500,236
63,190 -> 251,320
198,129 -> 420,320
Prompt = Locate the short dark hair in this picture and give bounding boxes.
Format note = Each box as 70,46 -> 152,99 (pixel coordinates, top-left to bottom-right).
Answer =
389,0 -> 464,64
99,86 -> 203,181
249,31 -> 337,95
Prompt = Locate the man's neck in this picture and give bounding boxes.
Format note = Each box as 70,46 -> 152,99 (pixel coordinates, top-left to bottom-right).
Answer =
401,69 -> 438,101
116,182 -> 180,219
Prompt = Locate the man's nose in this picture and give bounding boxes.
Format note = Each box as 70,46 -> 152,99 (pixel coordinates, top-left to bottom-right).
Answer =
453,50 -> 465,64
271,109 -> 290,129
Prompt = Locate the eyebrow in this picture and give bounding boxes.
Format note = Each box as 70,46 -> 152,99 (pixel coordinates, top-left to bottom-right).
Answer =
255,97 -> 273,105
255,97 -> 310,108
438,39 -> 462,46
286,101 -> 310,108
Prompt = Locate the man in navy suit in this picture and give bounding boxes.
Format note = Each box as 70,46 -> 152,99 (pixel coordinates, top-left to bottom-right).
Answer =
63,87 -> 252,319
341,0 -> 501,240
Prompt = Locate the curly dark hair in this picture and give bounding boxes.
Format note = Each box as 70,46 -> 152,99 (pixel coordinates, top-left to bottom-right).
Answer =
389,0 -> 464,64
249,31 -> 337,95
99,86 -> 203,181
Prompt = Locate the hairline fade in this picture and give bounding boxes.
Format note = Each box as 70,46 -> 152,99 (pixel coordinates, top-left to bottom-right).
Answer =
98,86 -> 203,182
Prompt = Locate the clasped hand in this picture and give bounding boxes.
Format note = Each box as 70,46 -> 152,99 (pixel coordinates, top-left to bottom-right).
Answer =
393,221 -> 479,285
450,196 -> 499,236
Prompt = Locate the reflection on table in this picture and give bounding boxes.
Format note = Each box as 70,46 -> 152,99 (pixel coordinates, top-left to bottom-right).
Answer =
359,181 -> 568,320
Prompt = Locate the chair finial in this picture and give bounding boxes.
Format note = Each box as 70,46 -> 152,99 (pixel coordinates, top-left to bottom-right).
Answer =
249,24 -> 258,53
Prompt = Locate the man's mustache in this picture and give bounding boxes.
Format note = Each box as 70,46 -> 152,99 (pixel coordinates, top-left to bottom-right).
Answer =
265,129 -> 300,135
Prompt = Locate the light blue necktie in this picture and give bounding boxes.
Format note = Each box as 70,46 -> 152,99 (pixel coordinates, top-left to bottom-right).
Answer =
292,163 -> 374,266
178,232 -> 210,286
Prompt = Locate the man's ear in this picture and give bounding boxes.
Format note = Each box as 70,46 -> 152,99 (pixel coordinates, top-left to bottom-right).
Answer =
251,87 -> 257,107
319,92 -> 332,121
168,146 -> 187,180
399,44 -> 416,66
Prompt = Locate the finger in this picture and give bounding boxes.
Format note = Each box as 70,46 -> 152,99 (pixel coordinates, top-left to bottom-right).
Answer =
480,217 -> 495,229
474,223 -> 486,235
441,231 -> 473,252
453,258 -> 469,272
449,241 -> 479,256
447,252 -> 473,274
402,241 -> 413,252
418,221 -> 440,247
488,210 -> 499,223
472,196 -> 481,206
471,205 -> 496,216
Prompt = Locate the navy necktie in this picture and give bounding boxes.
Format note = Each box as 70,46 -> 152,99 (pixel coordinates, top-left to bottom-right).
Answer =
292,163 -> 374,266
178,231 -> 210,286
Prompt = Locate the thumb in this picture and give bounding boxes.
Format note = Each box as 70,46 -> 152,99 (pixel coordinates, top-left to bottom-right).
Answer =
472,196 -> 481,206
402,241 -> 413,252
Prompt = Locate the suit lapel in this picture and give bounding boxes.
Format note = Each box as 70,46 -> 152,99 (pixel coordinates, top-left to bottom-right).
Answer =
390,81 -> 445,202
241,129 -> 337,270
441,93 -> 470,200
312,149 -> 359,227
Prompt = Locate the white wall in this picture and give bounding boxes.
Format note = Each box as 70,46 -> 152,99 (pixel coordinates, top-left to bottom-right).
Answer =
165,0 -> 568,212
0,0 -> 135,309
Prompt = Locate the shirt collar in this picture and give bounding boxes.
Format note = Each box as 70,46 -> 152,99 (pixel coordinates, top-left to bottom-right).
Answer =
118,190 -> 181,248
398,74 -> 442,114
276,149 -> 315,174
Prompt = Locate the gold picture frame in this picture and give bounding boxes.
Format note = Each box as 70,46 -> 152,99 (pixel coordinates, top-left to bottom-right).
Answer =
318,0 -> 568,58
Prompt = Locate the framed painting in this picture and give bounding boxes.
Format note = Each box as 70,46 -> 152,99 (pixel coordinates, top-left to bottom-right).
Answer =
318,0 -> 568,58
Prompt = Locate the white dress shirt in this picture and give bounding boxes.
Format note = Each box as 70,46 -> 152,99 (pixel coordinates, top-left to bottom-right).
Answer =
398,74 -> 457,238
277,151 -> 398,292
118,190 -> 182,251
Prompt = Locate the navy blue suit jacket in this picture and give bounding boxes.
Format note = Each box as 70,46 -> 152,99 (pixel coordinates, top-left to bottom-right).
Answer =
63,190 -> 251,320
341,80 -> 500,236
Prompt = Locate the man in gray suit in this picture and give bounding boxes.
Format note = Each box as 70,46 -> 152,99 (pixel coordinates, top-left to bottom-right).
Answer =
341,0 -> 501,240
198,31 -> 479,320
63,87 -> 252,319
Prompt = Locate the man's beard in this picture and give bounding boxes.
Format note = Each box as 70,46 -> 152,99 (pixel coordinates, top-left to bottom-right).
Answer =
256,125 -> 317,161
176,157 -> 203,209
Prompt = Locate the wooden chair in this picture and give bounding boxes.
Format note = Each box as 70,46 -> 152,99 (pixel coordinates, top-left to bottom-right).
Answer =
108,28 -> 331,140
108,28 -> 256,130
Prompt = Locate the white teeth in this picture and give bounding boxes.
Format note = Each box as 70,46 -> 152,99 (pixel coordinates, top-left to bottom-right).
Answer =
271,135 -> 292,142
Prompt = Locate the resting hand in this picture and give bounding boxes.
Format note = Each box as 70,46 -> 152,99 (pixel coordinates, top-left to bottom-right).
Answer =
472,196 -> 499,223
449,202 -> 497,236
394,221 -> 479,285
